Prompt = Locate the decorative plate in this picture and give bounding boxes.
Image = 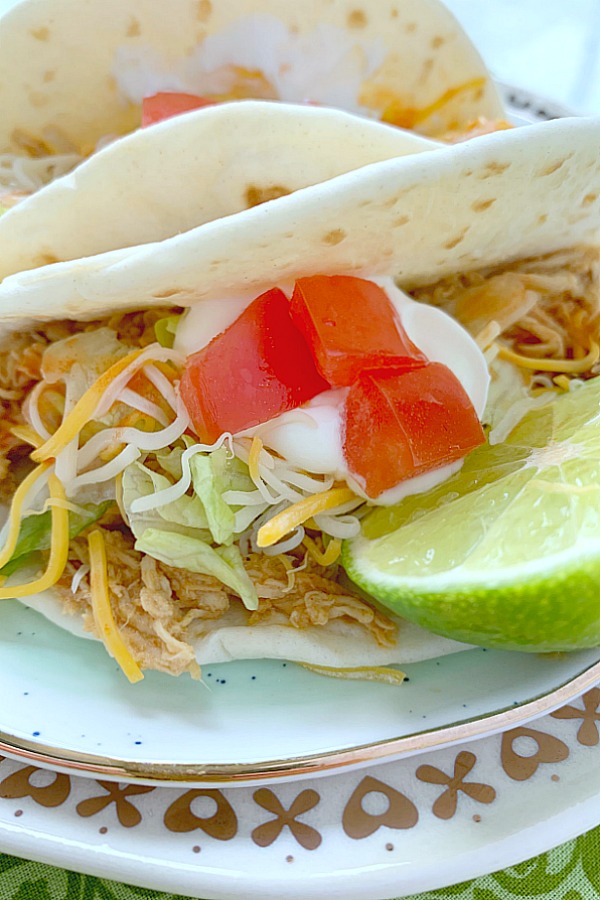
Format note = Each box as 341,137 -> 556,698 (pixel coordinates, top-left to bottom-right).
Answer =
1,87 -> 595,788
2,599 -> 600,785
1,688 -> 600,899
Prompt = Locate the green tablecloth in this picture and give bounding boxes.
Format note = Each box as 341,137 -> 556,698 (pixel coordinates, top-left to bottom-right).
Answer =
1,826 -> 600,899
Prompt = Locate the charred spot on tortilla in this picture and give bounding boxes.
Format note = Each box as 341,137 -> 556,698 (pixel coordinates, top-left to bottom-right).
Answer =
126,18 -> 141,38
540,156 -> 574,177
30,26 -> 50,42
347,10 -> 368,29
38,253 -> 59,267
245,185 -> 291,209
394,216 -> 410,227
431,35 -> 446,49
11,129 -> 52,158
538,214 -> 548,224
420,59 -> 435,83
43,71 -> 55,84
471,198 -> 496,213
582,193 -> 598,207
443,227 -> 469,250
323,229 -> 347,245
479,161 -> 512,179
29,93 -> 49,110
196,0 -> 213,22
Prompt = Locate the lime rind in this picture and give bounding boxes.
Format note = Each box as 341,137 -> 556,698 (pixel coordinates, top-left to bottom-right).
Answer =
344,377 -> 600,651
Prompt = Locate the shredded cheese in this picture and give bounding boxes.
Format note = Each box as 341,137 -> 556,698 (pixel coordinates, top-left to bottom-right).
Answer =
553,375 -> 572,391
9,425 -> 44,449
0,461 -> 52,569
298,663 -> 406,685
257,486 -> 356,548
248,436 -> 263,484
32,348 -> 146,462
0,474 -> 69,599
302,534 -> 342,566
87,529 -> 144,684
498,340 -> 600,374
381,77 -> 487,129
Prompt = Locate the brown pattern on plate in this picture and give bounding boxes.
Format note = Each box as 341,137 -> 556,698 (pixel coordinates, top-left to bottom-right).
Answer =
551,686 -> 600,746
0,765 -> 71,808
75,781 -> 155,828
416,750 -> 496,820
252,788 -> 322,849
163,789 -> 238,839
501,727 -> 569,781
342,775 -> 418,838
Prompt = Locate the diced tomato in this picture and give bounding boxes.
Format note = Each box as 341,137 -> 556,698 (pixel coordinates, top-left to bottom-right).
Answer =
343,362 -> 485,497
180,288 -> 330,442
141,92 -> 217,127
290,276 -> 426,386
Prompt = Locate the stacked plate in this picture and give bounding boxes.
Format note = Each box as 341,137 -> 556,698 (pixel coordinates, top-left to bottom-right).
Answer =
1,89 -> 598,900
2,602 -> 600,898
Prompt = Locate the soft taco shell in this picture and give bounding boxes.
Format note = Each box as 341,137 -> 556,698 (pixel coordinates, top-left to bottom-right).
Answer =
20,589 -> 469,668
0,115 -> 598,337
0,102 -> 438,281
0,0 -> 502,157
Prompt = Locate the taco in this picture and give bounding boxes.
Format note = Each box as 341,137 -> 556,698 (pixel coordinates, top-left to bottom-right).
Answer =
0,115 -> 598,681
0,0 -> 503,206
0,102 -> 439,282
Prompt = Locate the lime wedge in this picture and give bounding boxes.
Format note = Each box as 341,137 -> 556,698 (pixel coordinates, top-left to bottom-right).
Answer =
342,377 -> 600,652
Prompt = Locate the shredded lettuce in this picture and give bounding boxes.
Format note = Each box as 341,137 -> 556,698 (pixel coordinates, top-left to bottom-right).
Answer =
135,528 -> 258,610
142,445 -> 254,545
122,461 -> 211,539
0,500 -> 114,577
154,316 -> 181,349
189,448 -> 253,545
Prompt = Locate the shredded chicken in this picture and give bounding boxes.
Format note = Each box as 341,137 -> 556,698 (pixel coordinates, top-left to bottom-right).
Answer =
55,529 -> 396,677
0,308 -> 181,500
412,245 -> 600,385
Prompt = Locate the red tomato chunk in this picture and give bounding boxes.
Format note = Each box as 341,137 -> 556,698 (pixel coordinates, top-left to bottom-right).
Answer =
180,288 -> 330,442
142,92 -> 216,127
343,362 -> 485,497
290,275 -> 426,386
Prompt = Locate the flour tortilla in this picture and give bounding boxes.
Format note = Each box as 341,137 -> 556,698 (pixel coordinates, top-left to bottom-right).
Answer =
0,102 -> 438,281
0,115 -> 598,338
0,0 -> 502,158
20,590 -> 470,668
6,113 -> 600,671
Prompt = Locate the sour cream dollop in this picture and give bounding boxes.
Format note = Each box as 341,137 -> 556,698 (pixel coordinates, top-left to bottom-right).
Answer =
176,277 -> 490,505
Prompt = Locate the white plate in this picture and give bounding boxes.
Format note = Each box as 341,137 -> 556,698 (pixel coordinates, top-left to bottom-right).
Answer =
1,685 -> 599,899
2,599 -> 600,785
2,85 -> 597,786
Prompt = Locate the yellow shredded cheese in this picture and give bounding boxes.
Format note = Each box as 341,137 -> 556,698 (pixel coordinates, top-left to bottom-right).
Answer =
9,424 -> 44,448
257,486 -> 356,548
87,529 -> 144,684
302,534 -> 342,566
381,77 -> 486,129
32,347 -> 145,462
498,340 -> 600,374
0,461 -> 52,570
553,375 -> 572,391
298,663 -> 406,685
0,474 -> 69,599
248,436 -> 263,484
